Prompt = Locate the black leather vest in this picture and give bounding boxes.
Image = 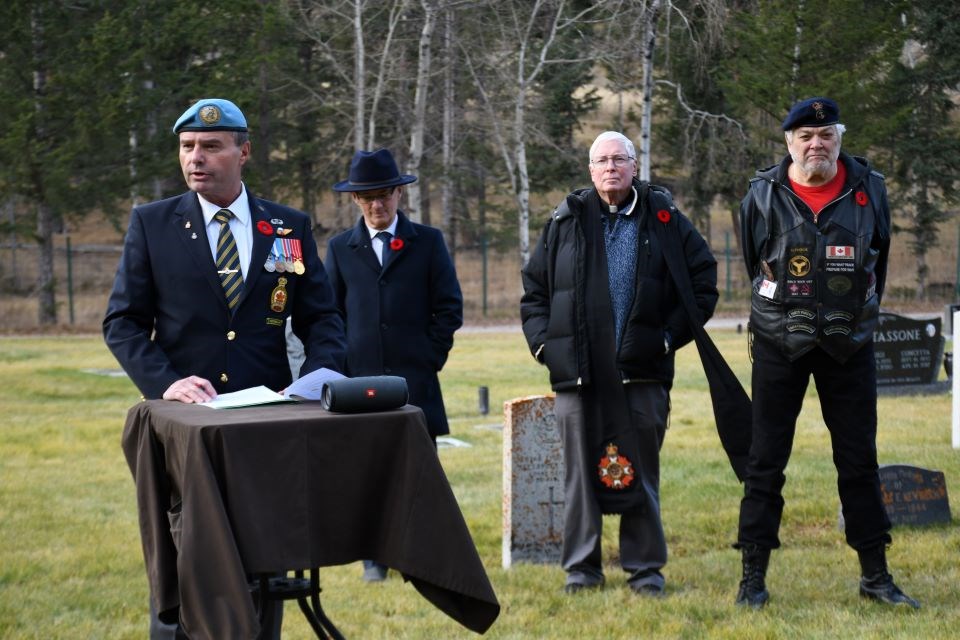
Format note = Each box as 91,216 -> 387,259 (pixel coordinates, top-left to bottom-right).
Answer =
745,156 -> 889,363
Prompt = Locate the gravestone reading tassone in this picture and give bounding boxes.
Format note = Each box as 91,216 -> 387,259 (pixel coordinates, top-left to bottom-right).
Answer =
874,312 -> 946,394
502,395 -> 564,569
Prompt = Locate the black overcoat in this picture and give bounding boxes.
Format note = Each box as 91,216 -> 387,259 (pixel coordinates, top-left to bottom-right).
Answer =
325,212 -> 463,437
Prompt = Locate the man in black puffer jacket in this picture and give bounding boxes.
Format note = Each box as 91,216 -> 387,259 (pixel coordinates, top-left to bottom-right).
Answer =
521,131 -> 717,596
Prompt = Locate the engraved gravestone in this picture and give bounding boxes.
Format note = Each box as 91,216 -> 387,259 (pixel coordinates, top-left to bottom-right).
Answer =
502,395 -> 564,568
839,464 -> 951,529
874,313 -> 945,393
878,464 -> 951,526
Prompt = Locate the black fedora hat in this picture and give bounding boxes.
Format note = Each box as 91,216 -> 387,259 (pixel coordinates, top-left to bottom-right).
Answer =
332,149 -> 417,192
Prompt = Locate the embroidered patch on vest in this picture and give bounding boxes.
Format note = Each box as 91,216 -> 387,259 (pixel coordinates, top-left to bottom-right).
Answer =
827,276 -> 853,296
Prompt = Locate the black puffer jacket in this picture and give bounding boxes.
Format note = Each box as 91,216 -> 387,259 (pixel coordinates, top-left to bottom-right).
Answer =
520,180 -> 718,390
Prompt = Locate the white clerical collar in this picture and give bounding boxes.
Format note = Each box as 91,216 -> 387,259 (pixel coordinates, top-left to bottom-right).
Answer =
606,186 -> 639,216
198,184 -> 251,227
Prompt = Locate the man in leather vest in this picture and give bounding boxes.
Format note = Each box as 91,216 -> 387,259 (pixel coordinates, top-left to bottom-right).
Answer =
734,97 -> 919,610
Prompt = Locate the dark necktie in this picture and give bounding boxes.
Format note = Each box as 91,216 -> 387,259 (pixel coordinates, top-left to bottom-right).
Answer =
214,209 -> 243,310
376,231 -> 392,267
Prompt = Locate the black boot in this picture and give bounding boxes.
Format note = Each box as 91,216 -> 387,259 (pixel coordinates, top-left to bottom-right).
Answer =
858,544 -> 920,609
735,544 -> 770,609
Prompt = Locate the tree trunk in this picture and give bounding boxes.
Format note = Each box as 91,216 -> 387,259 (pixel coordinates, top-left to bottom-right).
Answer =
31,8 -> 56,325
440,8 -> 456,254
352,0 -> 365,151
36,201 -> 56,325
405,0 -> 438,224
365,0 -> 406,148
790,0 -> 805,102
638,0 -> 661,183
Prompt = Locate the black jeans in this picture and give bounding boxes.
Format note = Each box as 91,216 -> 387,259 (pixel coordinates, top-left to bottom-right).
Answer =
737,336 -> 892,551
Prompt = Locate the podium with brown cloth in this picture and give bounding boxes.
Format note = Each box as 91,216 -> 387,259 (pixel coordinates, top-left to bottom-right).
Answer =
121,400 -> 500,639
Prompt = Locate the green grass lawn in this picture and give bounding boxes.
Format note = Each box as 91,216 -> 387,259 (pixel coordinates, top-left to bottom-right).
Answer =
1,329 -> 958,639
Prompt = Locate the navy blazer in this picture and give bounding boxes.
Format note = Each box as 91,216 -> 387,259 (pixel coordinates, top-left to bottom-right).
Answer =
104,190 -> 346,399
325,212 -> 463,437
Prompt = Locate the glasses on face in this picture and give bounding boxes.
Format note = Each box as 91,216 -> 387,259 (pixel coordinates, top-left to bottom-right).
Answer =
590,155 -> 635,168
355,188 -> 396,204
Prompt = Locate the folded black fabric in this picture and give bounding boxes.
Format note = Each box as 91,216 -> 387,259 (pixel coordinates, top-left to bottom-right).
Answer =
320,376 -> 409,413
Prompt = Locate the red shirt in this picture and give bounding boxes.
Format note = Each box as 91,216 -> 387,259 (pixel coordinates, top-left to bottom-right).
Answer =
789,161 -> 847,220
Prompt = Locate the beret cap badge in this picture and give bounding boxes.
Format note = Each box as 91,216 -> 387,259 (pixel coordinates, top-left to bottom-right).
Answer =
198,105 -> 222,125
781,96 -> 839,131
172,98 -> 248,134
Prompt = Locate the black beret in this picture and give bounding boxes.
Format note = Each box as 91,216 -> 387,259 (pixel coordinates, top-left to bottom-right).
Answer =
782,97 -> 839,131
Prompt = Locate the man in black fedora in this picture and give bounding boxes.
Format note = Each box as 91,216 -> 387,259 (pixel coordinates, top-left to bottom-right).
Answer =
325,148 -> 464,582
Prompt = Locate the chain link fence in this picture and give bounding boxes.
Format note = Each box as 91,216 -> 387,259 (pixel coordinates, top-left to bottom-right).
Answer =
2,224 -> 959,332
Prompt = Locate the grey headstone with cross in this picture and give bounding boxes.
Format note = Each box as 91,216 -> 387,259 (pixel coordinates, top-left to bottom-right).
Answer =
502,395 -> 565,568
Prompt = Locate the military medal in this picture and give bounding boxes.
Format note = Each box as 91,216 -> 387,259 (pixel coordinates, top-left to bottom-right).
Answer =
270,277 -> 288,312
291,239 -> 305,275
272,238 -> 286,272
598,443 -> 635,490
282,238 -> 295,272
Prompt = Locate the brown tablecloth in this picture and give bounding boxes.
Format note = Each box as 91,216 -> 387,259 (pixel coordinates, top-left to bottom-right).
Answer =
122,401 -> 500,639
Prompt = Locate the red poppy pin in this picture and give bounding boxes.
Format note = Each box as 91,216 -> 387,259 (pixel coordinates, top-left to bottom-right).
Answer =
855,191 -> 868,206
389,237 -> 404,251
656,209 -> 671,223
257,220 -> 274,236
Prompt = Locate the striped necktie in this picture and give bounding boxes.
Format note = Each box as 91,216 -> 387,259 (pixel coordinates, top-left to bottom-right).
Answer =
214,209 -> 243,310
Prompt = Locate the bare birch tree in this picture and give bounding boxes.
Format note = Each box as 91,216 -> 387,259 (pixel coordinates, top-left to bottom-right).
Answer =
460,0 -> 602,265
289,0 -> 407,152
440,6 -> 456,251
405,0 -> 440,223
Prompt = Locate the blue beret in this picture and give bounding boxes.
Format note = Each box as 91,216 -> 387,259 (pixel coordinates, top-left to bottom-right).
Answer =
781,97 -> 839,131
173,99 -> 248,134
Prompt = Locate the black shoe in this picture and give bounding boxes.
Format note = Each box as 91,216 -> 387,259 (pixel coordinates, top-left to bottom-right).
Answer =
735,544 -> 770,609
563,582 -> 601,594
860,574 -> 920,609
736,581 -> 769,609
857,544 -> 920,609
630,583 -> 665,598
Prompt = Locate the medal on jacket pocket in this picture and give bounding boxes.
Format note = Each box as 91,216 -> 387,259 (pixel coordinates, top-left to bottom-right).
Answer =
270,277 -> 288,313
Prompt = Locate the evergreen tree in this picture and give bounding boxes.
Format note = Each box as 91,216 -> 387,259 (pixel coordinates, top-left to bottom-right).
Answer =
876,1 -> 960,298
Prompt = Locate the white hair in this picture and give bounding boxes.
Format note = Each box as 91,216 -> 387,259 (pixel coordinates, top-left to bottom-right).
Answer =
784,122 -> 846,144
589,131 -> 637,162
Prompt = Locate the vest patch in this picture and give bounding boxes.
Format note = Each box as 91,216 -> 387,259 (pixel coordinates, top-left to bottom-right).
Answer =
827,276 -> 853,296
786,322 -> 817,334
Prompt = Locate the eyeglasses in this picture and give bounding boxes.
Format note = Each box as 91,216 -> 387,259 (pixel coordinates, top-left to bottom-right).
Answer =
355,188 -> 397,204
590,155 -> 634,167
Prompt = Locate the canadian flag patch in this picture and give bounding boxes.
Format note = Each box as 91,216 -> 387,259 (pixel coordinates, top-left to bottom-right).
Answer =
365,388 -> 376,398
827,245 -> 854,259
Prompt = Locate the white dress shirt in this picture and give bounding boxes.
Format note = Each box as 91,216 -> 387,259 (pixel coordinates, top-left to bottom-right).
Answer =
198,184 -> 253,280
